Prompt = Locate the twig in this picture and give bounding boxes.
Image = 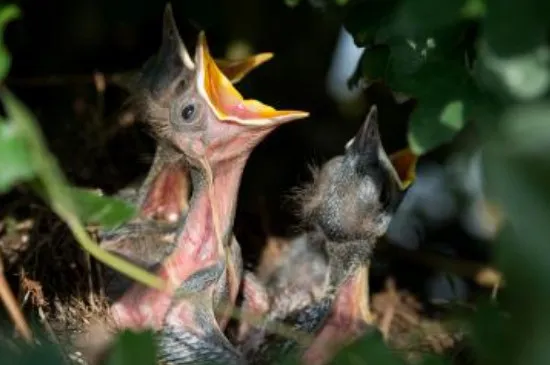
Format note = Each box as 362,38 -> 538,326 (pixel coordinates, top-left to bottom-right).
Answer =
0,252 -> 33,342
379,277 -> 398,341
84,252 -> 96,309
37,306 -> 58,344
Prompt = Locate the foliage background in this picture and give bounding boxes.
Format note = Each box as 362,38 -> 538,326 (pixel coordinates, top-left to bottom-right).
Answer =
1,0 -> 550,364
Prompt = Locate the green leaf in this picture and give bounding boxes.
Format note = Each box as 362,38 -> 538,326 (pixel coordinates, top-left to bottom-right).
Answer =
0,88 -> 165,291
71,187 -> 137,230
389,37 -> 433,76
440,100 -> 466,129
484,106 -> 550,310
284,0 -> 302,7
470,301 -> 513,365
408,99 -> 467,154
476,40 -> 550,102
1,88 -> 75,210
330,329 -> 405,365
483,0 -> 546,57
419,354 -> 453,365
461,0 -> 486,18
405,61 -> 474,154
497,102 -> 550,157
0,4 -> 21,80
343,0 -> 399,47
0,121 -> 35,193
392,0 -> 466,37
107,330 -> 157,365
347,45 -> 390,88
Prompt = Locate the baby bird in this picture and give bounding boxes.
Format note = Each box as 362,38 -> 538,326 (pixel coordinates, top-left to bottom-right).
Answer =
108,29 -> 308,365
98,3 -> 273,299
240,105 -> 414,365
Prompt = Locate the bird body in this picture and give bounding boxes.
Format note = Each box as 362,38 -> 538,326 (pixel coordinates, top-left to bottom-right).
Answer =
98,6 -> 308,363
98,3 -> 273,305
240,106 -> 415,365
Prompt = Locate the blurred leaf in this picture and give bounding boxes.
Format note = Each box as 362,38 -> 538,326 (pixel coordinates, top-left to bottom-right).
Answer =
483,0 -> 546,57
440,100 -> 466,129
1,90 -> 135,229
14,344 -> 66,365
419,354 -> 453,365
71,187 -> 137,230
0,4 -> 20,81
461,0 -> 486,18
405,61 -> 474,153
0,121 -> 34,193
497,102 -> 550,157
484,111 -> 550,312
1,87 -> 77,212
343,0 -> 399,46
470,301 -> 513,365
348,45 -> 390,88
330,329 -> 404,365
392,0 -> 465,37
408,100 -> 466,154
107,330 -> 157,365
0,88 -> 164,290
389,37 -> 434,76
476,40 -> 550,102
285,0 -> 302,7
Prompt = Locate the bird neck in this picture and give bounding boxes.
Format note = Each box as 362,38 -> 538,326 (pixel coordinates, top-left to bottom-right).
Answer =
324,240 -> 373,324
189,155 -> 248,245
156,154 -> 248,291
326,240 -> 372,291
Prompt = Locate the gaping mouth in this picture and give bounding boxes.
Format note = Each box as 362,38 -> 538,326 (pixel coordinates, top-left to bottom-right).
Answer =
141,160 -> 190,223
388,148 -> 417,190
195,31 -> 309,126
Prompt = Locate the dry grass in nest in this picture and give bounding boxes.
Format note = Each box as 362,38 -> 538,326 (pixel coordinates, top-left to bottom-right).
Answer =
0,184 -> 470,364
0,191 -> 115,355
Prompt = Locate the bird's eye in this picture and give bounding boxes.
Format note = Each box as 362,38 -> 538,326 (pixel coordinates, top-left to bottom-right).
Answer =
181,104 -> 195,121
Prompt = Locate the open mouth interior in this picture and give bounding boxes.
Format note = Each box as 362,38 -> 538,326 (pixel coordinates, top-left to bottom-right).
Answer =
141,161 -> 190,223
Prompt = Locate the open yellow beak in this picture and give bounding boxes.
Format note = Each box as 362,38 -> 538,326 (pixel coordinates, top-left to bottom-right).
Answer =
389,147 -> 417,190
216,53 -> 274,84
195,32 -> 309,126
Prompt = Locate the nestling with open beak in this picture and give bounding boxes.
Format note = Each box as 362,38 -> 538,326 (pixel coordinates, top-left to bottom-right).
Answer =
108,28 -> 308,364
240,105 -> 416,365
98,3 -> 274,299
251,144 -> 415,316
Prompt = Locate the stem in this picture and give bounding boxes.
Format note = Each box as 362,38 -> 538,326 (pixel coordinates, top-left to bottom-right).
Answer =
61,212 -> 166,291
0,253 -> 33,343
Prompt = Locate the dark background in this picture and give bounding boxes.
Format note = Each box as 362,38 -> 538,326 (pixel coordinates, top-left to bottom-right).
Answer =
3,0 -> 412,266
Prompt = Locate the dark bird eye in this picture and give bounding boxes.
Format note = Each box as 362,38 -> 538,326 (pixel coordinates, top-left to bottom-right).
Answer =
181,104 -> 195,121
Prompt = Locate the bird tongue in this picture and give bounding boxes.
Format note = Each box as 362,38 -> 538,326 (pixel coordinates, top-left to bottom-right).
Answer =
302,265 -> 372,365
141,162 -> 189,222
